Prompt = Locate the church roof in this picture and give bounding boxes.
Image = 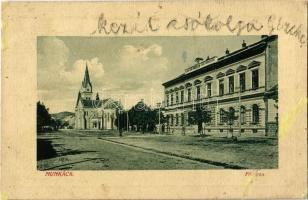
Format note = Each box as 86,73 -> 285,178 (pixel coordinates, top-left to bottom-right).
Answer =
76,97 -> 123,110
80,99 -> 103,108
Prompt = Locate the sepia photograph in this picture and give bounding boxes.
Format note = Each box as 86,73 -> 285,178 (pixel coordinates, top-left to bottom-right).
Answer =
2,1 -> 307,199
37,35 -> 278,170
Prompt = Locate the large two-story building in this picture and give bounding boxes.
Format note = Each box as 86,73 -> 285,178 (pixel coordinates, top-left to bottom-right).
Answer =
162,35 -> 278,136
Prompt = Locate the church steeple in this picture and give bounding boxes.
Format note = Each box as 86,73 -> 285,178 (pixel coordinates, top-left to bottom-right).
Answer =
80,63 -> 93,100
82,63 -> 92,90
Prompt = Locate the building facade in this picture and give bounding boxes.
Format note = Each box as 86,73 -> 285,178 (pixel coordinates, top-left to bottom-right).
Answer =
75,65 -> 122,130
162,36 -> 278,137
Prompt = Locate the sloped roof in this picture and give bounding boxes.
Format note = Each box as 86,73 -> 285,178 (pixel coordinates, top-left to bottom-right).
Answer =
81,99 -> 103,108
102,98 -> 123,109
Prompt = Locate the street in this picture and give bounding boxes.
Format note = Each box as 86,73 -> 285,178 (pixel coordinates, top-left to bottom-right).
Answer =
37,130 -> 223,170
37,130 -> 278,170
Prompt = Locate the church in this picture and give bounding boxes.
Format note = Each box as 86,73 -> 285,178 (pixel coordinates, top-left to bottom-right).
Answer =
74,64 -> 122,130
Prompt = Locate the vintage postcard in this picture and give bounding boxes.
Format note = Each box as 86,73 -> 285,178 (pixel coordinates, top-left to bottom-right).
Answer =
1,1 -> 307,199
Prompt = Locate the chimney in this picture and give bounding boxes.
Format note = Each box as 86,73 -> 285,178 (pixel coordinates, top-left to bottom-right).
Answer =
206,56 -> 210,60
225,48 -> 230,55
242,40 -> 247,48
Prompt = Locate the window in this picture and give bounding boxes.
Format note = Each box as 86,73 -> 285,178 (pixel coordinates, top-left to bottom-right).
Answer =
181,113 -> 184,125
166,95 -> 169,106
187,88 -> 192,102
175,114 -> 179,125
220,109 -> 225,123
171,115 -> 174,126
207,110 -> 212,124
207,82 -> 212,97
229,76 -> 234,93
196,86 -> 201,100
171,94 -> 174,105
252,69 -> 259,90
240,106 -> 246,125
228,107 -> 235,124
240,72 -> 246,92
176,92 -> 179,104
252,104 -> 259,124
180,90 -> 184,103
219,79 -> 224,96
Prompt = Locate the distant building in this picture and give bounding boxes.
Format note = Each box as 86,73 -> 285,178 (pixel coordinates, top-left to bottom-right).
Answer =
75,65 -> 122,130
162,35 -> 278,136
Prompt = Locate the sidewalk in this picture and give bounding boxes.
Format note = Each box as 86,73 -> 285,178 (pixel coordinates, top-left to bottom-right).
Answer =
100,135 -> 278,169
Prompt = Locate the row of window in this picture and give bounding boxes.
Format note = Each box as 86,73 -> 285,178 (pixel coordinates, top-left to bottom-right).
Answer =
166,69 -> 259,106
166,104 -> 260,126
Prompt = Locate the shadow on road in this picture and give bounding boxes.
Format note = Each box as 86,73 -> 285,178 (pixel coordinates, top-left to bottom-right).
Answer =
37,138 -> 97,161
37,139 -> 57,161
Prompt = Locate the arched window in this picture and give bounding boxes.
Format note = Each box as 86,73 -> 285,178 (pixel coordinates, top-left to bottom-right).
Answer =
220,109 -> 225,123
196,85 -> 201,100
240,106 -> 246,124
187,88 -> 192,102
166,115 -> 170,125
166,94 -> 169,106
252,104 -> 259,124
181,113 -> 184,125
229,107 -> 235,124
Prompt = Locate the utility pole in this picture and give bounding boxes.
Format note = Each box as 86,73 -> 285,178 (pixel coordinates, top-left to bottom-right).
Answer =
126,111 -> 129,132
157,102 -> 161,134
118,109 -> 122,137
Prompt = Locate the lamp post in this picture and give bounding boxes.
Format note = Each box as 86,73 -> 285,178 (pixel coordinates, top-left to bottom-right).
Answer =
157,102 -> 161,134
126,111 -> 129,132
236,86 -> 242,137
118,109 -> 122,137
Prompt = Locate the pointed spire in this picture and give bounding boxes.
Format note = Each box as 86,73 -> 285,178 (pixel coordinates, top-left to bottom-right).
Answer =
82,62 -> 92,89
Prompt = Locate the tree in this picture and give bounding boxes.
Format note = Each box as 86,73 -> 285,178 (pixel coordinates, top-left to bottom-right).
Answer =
188,104 -> 212,135
221,108 -> 238,140
37,101 -> 52,132
127,100 -> 157,133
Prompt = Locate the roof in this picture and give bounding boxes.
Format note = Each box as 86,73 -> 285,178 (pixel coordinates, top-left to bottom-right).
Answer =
102,98 -> 123,109
162,35 -> 277,87
80,99 -> 103,108
76,97 -> 123,110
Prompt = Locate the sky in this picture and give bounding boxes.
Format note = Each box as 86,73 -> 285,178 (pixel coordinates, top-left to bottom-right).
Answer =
37,35 -> 260,113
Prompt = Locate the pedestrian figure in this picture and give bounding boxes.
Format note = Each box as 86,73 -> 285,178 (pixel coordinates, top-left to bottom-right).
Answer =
182,126 -> 186,136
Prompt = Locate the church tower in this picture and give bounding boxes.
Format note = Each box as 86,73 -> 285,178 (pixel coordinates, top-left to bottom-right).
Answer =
80,64 -> 93,100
